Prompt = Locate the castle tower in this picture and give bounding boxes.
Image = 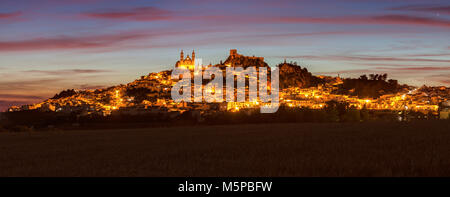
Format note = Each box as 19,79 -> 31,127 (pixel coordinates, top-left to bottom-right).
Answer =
180,50 -> 184,61
192,50 -> 195,60
230,49 -> 237,58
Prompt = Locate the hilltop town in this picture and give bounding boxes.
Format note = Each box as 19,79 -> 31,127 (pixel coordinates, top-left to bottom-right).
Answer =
5,49 -> 450,126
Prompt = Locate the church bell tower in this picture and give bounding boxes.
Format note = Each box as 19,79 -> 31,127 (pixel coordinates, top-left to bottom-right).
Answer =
180,50 -> 184,61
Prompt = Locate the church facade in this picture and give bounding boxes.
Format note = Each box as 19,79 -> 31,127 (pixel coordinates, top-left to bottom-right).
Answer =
176,50 -> 195,70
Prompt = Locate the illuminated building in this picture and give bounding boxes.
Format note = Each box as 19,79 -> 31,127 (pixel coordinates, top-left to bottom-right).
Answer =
176,50 -> 195,70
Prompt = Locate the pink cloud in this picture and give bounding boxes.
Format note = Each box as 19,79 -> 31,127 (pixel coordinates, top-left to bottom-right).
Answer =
0,33 -> 144,51
426,74 -> 450,85
342,56 -> 450,63
77,84 -> 106,90
82,7 -> 173,21
276,14 -> 450,28
375,66 -> 450,71
282,55 -> 450,63
0,78 -> 64,91
316,69 -> 374,75
438,79 -> 450,84
351,62 -> 449,69
390,5 -> 450,15
370,15 -> 450,27
405,53 -> 450,57
0,11 -> 21,19
245,31 -> 390,38
0,100 -> 36,112
79,5 -> 450,28
24,69 -> 112,75
0,94 -> 44,100
0,29 -> 202,52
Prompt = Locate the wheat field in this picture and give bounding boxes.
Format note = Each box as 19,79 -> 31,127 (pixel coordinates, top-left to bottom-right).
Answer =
0,120 -> 449,176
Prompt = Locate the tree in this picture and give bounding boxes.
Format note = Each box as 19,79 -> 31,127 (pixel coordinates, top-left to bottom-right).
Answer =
381,73 -> 388,81
52,89 -> 76,99
342,109 -> 361,122
360,106 -> 370,121
325,100 -> 350,122
125,87 -> 153,103
359,75 -> 368,80
326,107 -> 339,122
388,79 -> 398,86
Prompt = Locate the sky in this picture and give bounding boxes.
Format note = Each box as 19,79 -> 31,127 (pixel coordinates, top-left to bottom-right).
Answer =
0,0 -> 449,111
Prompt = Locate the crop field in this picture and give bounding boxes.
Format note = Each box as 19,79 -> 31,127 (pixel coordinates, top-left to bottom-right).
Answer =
0,120 -> 449,176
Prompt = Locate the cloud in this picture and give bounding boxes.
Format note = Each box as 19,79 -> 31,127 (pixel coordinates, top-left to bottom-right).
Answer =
390,4 -> 450,15
374,66 -> 450,71
0,94 -> 45,112
438,79 -> 450,84
351,62 -> 450,68
276,14 -> 450,28
370,15 -> 450,27
315,69 -> 375,75
0,100 -> 34,112
235,29 -> 424,41
243,31 -> 394,38
404,53 -> 450,57
246,14 -> 450,28
77,84 -> 106,90
336,55 -> 450,63
0,11 -> 22,23
23,69 -> 112,75
0,78 -> 64,91
0,11 -> 21,19
82,6 -> 173,21
281,55 -> 450,63
0,29 -> 200,52
79,5 -> 450,28
426,74 -> 450,85
0,94 -> 44,100
0,32 -> 146,51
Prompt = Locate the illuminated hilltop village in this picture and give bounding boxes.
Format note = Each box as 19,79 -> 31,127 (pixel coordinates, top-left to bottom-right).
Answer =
7,49 -> 450,120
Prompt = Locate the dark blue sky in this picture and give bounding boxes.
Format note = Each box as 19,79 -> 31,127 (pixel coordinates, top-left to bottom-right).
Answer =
0,0 -> 449,110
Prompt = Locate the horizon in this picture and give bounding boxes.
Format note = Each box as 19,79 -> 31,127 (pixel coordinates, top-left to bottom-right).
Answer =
0,0 -> 449,111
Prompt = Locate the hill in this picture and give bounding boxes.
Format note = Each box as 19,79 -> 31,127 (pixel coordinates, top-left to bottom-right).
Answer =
278,62 -> 325,89
334,74 -> 408,98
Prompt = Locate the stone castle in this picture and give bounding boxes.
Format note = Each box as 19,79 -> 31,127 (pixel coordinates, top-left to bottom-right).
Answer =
229,49 -> 264,61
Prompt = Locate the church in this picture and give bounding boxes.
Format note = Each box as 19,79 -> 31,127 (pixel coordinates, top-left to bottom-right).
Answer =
176,50 -> 195,70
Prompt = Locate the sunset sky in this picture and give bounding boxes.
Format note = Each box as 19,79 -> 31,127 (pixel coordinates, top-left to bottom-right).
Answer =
0,0 -> 449,111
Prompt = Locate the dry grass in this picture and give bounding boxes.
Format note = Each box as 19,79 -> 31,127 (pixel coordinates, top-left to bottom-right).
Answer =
0,120 -> 449,177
